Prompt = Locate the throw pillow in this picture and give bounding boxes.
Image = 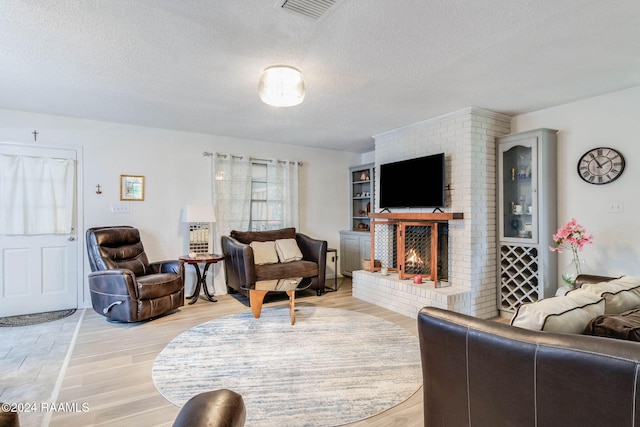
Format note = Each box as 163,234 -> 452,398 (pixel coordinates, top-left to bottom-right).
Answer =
250,241 -> 279,265
583,308 -> 640,341
275,238 -> 304,263
577,275 -> 640,314
511,289 -> 605,334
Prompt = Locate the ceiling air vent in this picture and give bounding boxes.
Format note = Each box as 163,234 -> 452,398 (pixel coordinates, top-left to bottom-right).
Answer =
276,0 -> 345,21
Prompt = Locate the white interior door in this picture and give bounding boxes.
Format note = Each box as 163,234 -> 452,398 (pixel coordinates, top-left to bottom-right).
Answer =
0,143 -> 79,317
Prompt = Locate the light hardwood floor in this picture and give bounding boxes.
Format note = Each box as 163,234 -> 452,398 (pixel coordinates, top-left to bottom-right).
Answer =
51,278 -> 424,426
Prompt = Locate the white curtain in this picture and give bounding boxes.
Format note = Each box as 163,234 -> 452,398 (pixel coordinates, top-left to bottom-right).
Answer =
267,159 -> 299,229
0,154 -> 75,235
212,154 -> 252,238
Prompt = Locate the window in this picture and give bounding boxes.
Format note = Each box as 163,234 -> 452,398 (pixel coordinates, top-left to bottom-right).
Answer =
249,162 -> 280,231
213,154 -> 299,236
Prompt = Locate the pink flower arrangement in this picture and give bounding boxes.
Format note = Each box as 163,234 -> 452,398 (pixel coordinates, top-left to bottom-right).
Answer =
549,218 -> 593,255
550,219 -> 593,286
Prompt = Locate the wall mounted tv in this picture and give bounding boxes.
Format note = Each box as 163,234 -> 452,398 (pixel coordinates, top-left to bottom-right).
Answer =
379,153 -> 445,209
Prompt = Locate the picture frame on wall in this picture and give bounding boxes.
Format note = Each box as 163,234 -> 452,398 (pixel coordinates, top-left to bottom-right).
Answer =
120,175 -> 145,201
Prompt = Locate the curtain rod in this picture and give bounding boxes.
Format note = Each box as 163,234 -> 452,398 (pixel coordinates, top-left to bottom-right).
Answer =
203,151 -> 303,166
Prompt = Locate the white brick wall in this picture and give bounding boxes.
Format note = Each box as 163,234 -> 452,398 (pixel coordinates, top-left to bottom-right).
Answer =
355,107 -> 511,319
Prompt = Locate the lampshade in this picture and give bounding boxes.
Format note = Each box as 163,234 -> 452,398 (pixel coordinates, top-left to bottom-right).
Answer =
181,204 -> 217,223
258,65 -> 305,107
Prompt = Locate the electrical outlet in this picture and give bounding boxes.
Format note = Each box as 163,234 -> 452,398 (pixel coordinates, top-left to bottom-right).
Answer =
608,201 -> 623,213
110,203 -> 130,213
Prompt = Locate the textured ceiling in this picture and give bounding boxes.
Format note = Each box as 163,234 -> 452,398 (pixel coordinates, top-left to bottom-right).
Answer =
1,0 -> 639,152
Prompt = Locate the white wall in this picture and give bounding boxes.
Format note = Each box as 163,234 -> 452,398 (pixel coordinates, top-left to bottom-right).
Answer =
512,85 -> 640,278
0,109 -> 360,306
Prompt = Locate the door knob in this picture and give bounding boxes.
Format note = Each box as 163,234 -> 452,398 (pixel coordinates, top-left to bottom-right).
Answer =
68,235 -> 76,241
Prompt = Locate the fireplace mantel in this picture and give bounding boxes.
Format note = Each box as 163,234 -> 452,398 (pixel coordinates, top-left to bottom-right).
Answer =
368,212 -> 464,221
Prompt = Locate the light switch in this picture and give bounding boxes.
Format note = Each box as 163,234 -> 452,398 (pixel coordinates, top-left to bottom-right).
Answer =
110,203 -> 130,213
607,201 -> 623,213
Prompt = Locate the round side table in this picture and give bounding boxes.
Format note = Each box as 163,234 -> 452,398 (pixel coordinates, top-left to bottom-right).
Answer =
179,254 -> 224,305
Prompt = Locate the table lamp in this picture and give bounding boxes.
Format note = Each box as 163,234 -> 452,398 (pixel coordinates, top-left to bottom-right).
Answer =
182,204 -> 217,255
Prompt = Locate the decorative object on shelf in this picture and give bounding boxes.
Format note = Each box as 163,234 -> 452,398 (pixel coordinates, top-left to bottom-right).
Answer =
549,218 -> 593,287
120,175 -> 144,201
361,258 -> 381,270
577,147 -> 625,185
258,65 -> 305,107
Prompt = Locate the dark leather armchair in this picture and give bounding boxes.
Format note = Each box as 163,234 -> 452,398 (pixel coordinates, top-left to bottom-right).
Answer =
86,226 -> 184,322
172,389 -> 246,427
222,227 -> 327,296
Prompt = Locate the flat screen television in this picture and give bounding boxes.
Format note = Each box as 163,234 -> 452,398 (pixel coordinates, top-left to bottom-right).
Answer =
379,153 -> 445,209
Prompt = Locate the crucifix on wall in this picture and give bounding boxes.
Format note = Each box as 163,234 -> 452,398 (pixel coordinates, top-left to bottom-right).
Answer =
32,130 -> 39,141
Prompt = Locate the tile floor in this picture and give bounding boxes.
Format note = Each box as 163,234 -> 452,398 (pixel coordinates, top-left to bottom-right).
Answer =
0,309 -> 85,427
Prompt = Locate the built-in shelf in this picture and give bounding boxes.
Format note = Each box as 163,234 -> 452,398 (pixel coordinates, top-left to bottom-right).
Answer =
349,164 -> 374,232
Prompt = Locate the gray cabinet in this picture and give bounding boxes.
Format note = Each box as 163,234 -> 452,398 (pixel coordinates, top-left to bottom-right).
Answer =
339,230 -> 371,277
497,128 -> 558,315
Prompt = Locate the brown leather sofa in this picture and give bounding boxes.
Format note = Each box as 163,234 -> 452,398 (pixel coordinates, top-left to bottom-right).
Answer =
0,405 -> 19,427
418,306 -> 640,427
172,389 -> 246,427
222,227 -> 327,296
86,226 -> 184,322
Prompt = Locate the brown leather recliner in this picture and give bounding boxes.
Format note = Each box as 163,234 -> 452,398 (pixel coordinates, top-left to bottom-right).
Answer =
86,226 -> 184,322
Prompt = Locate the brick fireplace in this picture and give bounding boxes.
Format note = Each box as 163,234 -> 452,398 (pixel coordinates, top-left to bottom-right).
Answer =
352,107 -> 512,319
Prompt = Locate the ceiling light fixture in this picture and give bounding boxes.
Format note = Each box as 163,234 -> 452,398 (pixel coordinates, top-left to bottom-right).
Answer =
258,65 -> 305,107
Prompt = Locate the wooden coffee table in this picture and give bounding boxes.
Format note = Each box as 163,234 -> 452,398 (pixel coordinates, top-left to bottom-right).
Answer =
242,277 -> 311,325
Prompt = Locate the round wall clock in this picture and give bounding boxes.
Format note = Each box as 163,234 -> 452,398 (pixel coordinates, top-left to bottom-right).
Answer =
577,147 -> 625,185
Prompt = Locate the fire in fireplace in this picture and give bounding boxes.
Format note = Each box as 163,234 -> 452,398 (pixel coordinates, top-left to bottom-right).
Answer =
405,247 -> 425,272
401,223 -> 434,278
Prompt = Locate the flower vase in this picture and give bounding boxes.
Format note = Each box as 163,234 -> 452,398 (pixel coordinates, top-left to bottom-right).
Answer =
562,257 -> 587,288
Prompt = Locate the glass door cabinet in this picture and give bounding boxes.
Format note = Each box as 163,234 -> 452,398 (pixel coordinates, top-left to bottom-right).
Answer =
499,140 -> 537,242
497,128 -> 558,316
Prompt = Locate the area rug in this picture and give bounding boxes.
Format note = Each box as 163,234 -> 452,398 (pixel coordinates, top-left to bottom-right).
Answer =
0,309 -> 76,327
152,306 -> 422,427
